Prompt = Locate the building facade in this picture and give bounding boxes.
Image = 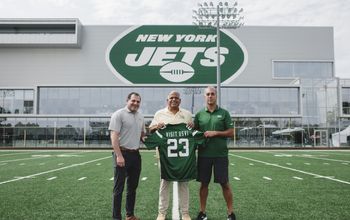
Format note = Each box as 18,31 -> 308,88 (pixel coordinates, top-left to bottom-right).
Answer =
0,18 -> 349,148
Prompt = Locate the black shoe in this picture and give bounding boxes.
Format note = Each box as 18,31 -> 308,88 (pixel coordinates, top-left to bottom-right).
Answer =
196,212 -> 207,220
227,212 -> 236,220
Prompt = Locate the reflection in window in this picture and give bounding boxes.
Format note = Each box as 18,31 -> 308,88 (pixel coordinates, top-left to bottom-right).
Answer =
0,89 -> 34,114
38,87 -> 300,116
342,88 -> 350,115
223,87 -> 299,115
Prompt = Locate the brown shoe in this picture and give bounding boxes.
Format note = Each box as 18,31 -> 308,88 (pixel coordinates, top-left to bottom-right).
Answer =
126,216 -> 140,220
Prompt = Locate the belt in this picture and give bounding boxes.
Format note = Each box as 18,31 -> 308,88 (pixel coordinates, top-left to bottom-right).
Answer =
120,146 -> 139,152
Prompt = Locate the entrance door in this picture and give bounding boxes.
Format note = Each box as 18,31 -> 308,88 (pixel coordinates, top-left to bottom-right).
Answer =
313,130 -> 328,147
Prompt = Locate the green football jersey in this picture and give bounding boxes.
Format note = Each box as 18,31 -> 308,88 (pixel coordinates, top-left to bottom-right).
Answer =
144,123 -> 204,181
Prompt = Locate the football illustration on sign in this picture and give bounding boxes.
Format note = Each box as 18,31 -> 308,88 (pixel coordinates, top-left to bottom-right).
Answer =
159,61 -> 195,82
106,25 -> 247,84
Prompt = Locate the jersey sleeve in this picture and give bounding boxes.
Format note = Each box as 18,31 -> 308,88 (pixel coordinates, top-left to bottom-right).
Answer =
143,130 -> 165,149
192,130 -> 206,146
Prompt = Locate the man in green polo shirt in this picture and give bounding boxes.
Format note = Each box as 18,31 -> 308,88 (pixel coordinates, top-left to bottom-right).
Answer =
194,86 -> 236,220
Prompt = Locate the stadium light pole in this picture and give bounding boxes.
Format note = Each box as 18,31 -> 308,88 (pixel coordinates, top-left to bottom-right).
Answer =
193,1 -> 244,106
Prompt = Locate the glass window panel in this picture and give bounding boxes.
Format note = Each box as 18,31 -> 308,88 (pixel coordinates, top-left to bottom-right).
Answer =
274,61 -> 333,79
342,88 -> 350,115
222,87 -> 299,115
0,89 -> 33,114
37,87 -> 299,116
24,90 -> 34,100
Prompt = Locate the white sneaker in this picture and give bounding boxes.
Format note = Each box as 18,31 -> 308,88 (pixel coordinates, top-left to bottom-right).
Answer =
182,213 -> 191,220
156,213 -> 166,220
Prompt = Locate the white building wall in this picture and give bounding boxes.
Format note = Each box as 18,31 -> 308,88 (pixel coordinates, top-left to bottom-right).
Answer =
0,25 -> 334,87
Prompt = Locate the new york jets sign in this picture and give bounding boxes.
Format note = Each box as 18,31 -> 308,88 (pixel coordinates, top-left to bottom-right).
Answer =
106,25 -> 248,84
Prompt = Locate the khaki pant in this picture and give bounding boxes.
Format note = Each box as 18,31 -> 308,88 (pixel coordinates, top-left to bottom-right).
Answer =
158,179 -> 189,215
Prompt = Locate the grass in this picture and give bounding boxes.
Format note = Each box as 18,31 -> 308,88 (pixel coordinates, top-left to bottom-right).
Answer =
0,149 -> 349,220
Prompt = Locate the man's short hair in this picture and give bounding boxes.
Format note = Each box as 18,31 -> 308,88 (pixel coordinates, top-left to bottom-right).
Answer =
127,92 -> 141,101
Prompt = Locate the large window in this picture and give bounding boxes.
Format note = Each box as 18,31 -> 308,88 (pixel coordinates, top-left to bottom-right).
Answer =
38,86 -> 300,116
222,87 -> 300,115
274,61 -> 333,79
342,87 -> 350,115
0,89 -> 34,114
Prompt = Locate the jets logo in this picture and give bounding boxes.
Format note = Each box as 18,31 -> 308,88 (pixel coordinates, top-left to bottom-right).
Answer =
106,25 -> 248,84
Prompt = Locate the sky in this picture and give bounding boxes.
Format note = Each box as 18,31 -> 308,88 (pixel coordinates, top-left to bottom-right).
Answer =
0,0 -> 349,78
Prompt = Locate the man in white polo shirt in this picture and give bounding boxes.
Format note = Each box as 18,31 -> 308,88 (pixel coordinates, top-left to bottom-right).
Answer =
149,91 -> 193,220
109,92 -> 145,220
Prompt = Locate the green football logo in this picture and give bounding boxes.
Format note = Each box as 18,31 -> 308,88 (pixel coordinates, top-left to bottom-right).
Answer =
106,25 -> 247,84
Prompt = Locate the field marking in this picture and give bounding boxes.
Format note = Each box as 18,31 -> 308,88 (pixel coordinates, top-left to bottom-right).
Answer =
230,154 -> 350,185
263,176 -> 272,180
0,152 -> 37,157
47,177 -> 57,181
296,156 -> 350,163
110,177 -> 114,181
233,177 -> 240,180
141,177 -> 147,181
293,176 -> 303,180
0,151 -> 90,163
304,150 -> 350,157
314,175 -> 334,179
265,151 -> 350,163
78,177 -> 87,181
172,182 -> 180,220
0,156 -> 52,163
0,156 -> 110,185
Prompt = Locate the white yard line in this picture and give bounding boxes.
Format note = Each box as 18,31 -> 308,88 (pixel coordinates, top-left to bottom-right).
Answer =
0,152 -> 36,157
230,154 -> 350,185
0,156 -> 110,185
0,157 -> 51,163
263,176 -> 272,180
295,155 -> 350,163
265,151 -> 350,163
172,181 -> 180,220
47,177 -> 57,181
0,151 -> 95,163
293,176 -> 303,180
78,177 -> 87,181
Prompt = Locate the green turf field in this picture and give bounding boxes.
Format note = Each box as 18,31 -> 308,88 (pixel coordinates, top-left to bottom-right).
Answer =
0,150 -> 349,220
